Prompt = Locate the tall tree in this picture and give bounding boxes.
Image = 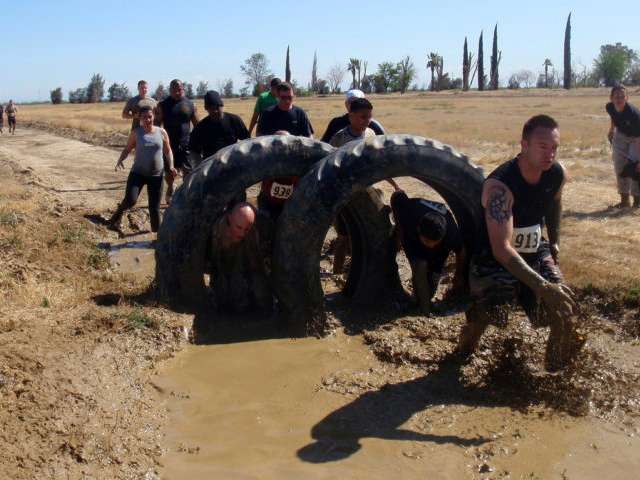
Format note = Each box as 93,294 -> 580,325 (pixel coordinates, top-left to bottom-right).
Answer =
347,58 -> 361,89
376,62 -> 398,92
427,52 -> 440,91
50,87 -> 63,104
196,81 -> 209,98
564,13 -> 572,89
153,82 -> 167,101
490,24 -> 501,90
327,64 -> 346,93
86,73 -> 105,103
463,38 -> 469,91
477,32 -> 485,91
543,58 -> 553,88
285,46 -> 291,83
240,53 -> 272,93
594,43 -> 638,87
311,51 -> 318,92
396,56 -> 416,94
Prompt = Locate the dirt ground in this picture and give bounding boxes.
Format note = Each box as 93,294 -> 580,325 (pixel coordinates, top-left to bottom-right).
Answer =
1,89 -> 640,478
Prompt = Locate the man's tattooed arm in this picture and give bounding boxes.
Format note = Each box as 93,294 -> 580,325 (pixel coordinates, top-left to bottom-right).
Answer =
486,185 -> 513,224
484,180 -> 547,294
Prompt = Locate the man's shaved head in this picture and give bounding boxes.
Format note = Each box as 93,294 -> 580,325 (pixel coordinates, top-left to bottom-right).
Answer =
225,202 -> 256,244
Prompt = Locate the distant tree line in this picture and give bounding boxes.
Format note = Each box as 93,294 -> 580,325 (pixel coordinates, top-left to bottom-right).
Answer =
49,20 -> 640,104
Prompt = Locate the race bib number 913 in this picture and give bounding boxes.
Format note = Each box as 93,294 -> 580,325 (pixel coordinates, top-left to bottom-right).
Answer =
512,224 -> 541,253
270,182 -> 293,200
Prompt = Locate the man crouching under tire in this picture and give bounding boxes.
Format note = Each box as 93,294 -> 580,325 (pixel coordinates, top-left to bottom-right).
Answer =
457,114 -> 585,372
390,184 -> 467,314
207,202 -> 272,315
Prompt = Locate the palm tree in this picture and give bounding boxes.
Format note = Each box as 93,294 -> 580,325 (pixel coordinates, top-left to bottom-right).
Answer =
427,52 -> 440,91
543,58 -> 553,88
347,58 -> 361,89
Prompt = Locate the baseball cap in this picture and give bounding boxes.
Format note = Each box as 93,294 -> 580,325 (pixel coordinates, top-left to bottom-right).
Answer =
204,90 -> 224,107
345,89 -> 365,101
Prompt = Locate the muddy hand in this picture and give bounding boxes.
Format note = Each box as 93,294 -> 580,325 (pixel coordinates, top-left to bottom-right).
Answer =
539,282 -> 576,318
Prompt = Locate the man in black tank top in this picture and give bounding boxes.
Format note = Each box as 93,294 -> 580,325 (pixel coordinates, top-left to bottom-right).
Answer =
157,79 -> 199,203
458,115 -> 583,371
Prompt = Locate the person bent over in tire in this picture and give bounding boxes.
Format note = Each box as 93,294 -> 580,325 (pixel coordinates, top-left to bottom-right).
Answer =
108,106 -> 177,233
208,202 -> 273,315
458,114 -> 584,372
390,185 -> 467,314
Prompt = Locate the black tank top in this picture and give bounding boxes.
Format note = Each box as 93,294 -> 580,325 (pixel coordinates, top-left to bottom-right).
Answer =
159,97 -> 195,148
485,156 -> 563,257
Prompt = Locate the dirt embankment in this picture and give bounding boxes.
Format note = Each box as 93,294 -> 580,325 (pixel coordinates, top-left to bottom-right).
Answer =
0,158 -> 189,479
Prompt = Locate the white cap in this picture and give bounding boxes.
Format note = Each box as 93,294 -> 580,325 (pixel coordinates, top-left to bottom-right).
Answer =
345,89 -> 365,101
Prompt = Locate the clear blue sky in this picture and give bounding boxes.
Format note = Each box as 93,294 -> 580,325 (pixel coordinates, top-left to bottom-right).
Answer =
2,0 -> 637,102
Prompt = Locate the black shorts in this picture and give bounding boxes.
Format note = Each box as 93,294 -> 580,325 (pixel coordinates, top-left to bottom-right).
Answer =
171,144 -> 192,173
8,117 -> 16,126
469,242 -> 562,324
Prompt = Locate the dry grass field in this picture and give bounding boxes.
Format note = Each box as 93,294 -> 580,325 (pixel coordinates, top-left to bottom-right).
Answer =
3,88 -> 640,479
19,88 -> 640,292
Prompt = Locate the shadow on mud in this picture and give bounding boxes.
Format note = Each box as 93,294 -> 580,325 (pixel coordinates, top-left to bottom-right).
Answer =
297,359 -> 493,463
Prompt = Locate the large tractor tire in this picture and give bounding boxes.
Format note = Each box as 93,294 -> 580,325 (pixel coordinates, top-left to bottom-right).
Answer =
273,134 -> 485,335
155,135 -> 334,308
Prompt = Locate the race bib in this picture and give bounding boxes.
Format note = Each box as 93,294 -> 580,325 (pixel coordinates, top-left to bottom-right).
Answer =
512,224 -> 541,253
270,182 -> 293,200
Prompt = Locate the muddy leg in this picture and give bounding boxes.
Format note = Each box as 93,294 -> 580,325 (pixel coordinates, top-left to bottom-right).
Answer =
333,234 -> 349,275
410,260 -> 434,314
457,304 -> 492,357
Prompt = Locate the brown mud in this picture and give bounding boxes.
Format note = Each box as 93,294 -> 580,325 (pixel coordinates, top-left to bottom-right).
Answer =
1,128 -> 639,479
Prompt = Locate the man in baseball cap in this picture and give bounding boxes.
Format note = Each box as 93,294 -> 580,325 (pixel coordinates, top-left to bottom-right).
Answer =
189,90 -> 250,166
321,89 -> 385,142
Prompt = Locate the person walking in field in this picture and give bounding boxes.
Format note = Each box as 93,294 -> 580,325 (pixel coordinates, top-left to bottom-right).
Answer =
122,80 -> 158,131
329,97 -> 384,275
257,82 -> 314,220
321,89 -> 385,143
457,114 -> 583,372
108,105 -> 177,234
606,84 -> 640,208
189,90 -> 249,165
248,77 -> 281,136
156,79 -> 199,203
0,103 -> 4,134
5,100 -> 17,135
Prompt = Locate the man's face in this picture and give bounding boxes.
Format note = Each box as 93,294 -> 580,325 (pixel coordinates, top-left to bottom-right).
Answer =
206,105 -> 224,121
225,208 -> 254,244
278,89 -> 294,109
349,109 -> 372,132
170,82 -> 185,100
271,85 -> 279,96
138,83 -> 149,97
521,127 -> 560,171
612,90 -> 627,111
140,110 -> 154,128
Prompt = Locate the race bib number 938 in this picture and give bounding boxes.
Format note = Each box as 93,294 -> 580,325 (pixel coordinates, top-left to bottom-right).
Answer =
270,182 -> 293,200
512,224 -> 541,253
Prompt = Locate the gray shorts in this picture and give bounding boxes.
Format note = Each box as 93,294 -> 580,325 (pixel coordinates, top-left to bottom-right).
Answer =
612,131 -> 640,196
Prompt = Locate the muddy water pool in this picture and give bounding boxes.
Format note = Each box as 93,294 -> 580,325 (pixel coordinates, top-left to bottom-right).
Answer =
106,240 -> 640,479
